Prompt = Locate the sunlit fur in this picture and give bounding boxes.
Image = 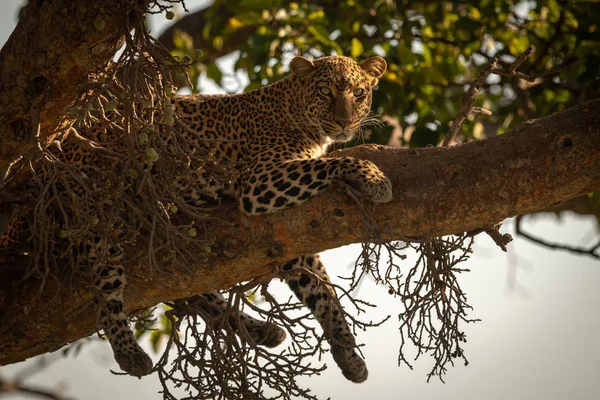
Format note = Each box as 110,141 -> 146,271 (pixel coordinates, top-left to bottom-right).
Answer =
290,55 -> 386,146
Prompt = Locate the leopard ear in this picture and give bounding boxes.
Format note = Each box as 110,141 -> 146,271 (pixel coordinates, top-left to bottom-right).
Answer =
359,56 -> 387,84
290,56 -> 315,80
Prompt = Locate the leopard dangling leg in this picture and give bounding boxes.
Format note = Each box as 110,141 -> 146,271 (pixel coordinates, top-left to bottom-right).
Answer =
90,238 -> 153,377
193,291 -> 286,348
281,255 -> 368,383
0,212 -> 26,250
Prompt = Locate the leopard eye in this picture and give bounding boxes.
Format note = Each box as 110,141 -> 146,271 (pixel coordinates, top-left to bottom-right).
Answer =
319,86 -> 331,96
353,88 -> 365,97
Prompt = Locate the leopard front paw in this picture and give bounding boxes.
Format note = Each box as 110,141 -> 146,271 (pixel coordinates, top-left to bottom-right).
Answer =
341,160 -> 393,203
345,174 -> 393,203
366,175 -> 392,203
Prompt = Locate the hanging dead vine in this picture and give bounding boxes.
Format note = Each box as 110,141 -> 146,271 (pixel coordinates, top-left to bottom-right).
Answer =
343,46 -> 577,382
151,265 -> 388,400
0,0 -> 236,289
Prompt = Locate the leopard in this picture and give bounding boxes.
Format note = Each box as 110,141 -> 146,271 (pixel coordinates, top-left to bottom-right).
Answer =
1,55 -> 392,384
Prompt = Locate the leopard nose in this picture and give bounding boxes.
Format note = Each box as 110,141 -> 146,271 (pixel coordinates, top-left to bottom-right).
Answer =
335,119 -> 351,128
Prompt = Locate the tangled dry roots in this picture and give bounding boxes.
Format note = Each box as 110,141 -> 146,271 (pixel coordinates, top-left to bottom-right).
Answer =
360,237 -> 479,382
3,1 -> 230,287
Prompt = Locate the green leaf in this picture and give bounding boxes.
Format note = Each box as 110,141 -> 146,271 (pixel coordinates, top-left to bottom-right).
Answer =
150,330 -> 163,353
228,16 -> 244,29
206,62 -> 223,86
307,10 -> 325,20
172,29 -> 194,52
351,38 -> 364,58
508,36 -> 530,56
307,24 -> 331,46
160,314 -> 172,335
420,44 -> 432,65
554,89 -> 570,104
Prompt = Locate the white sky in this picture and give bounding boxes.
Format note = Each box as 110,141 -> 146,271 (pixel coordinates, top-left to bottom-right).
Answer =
1,1 -> 599,400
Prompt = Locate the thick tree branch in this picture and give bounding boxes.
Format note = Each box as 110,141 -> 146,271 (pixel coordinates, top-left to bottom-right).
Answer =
157,3 -> 255,62
1,99 -> 599,365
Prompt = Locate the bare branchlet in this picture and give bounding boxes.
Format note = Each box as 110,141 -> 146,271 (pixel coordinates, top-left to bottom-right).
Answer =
442,57 -> 498,147
516,215 -> 600,259
350,230 -> 479,381
157,294 -> 321,399
466,223 -> 513,252
490,46 -> 580,82
442,45 -> 579,148
0,355 -> 72,400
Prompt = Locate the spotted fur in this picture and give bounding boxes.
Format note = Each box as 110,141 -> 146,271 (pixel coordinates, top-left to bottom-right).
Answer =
1,56 -> 391,382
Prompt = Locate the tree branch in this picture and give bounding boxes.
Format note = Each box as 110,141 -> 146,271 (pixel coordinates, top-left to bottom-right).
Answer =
1,98 -> 599,365
515,215 -> 600,259
156,3 -> 255,62
0,377 -> 71,400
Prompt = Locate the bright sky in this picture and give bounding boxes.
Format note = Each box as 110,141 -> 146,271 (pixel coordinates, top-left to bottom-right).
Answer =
1,1 -> 599,400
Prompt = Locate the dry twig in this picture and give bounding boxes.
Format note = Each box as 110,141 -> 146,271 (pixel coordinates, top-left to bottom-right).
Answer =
491,46 -> 580,82
442,57 -> 497,146
0,377 -> 72,400
515,215 -> 600,260
467,224 -> 513,252
395,236 -> 479,381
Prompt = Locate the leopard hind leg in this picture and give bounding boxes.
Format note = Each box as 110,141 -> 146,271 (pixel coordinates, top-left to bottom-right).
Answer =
90,238 -> 153,377
195,291 -> 286,348
281,255 -> 368,383
0,213 -> 26,250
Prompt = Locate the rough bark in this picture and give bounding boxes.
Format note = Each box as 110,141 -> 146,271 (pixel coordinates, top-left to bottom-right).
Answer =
0,0 -> 148,173
0,99 -> 599,365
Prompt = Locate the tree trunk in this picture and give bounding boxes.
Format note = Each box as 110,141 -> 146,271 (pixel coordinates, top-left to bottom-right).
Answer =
0,0 -> 148,173
0,98 -> 599,365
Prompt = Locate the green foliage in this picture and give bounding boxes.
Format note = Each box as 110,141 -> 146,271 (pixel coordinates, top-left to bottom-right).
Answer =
173,0 -> 598,147
163,0 -> 599,217
135,306 -> 175,353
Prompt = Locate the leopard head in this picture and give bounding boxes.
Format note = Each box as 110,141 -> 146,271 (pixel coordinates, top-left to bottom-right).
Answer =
290,55 -> 386,143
